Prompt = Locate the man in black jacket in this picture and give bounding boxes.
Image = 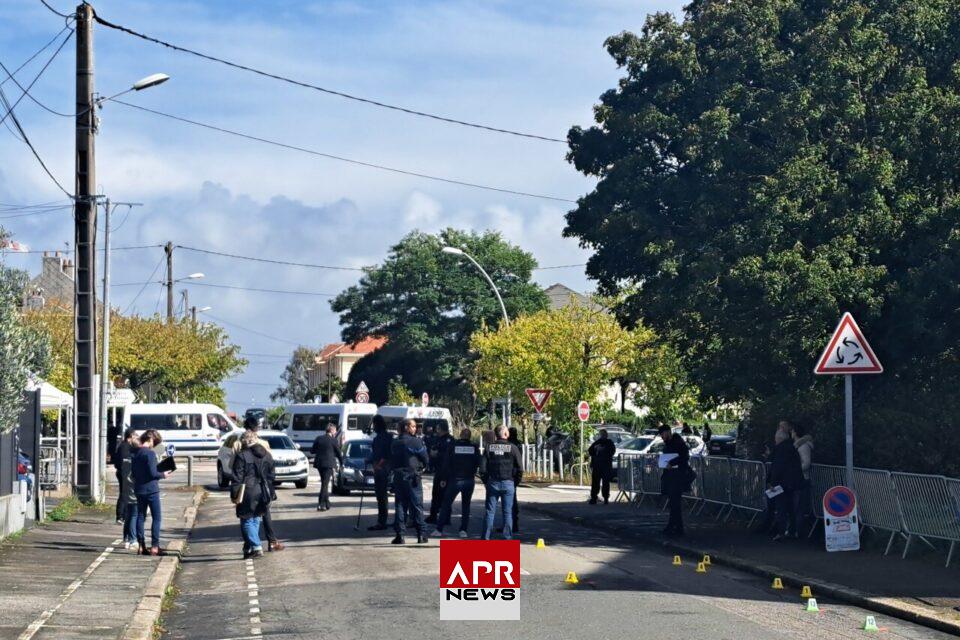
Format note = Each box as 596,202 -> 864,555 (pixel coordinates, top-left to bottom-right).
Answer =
588,429 -> 617,504
390,419 -> 430,544
480,426 -> 523,540
769,428 -> 804,540
425,423 -> 454,525
366,415 -> 394,531
659,425 -> 690,537
113,428 -> 138,524
435,428 -> 480,538
310,423 -> 342,512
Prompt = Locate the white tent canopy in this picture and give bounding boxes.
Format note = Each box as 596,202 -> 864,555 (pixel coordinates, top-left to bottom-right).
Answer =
25,378 -> 72,409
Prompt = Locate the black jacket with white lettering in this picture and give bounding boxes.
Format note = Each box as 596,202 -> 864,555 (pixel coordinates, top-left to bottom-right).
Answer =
479,438 -> 522,484
441,438 -> 480,481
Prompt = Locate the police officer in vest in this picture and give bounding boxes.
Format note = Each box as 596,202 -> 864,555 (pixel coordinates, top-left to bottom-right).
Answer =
390,419 -> 429,544
480,425 -> 523,540
366,415 -> 394,531
587,428 -> 617,504
434,427 -> 480,538
425,422 -> 455,525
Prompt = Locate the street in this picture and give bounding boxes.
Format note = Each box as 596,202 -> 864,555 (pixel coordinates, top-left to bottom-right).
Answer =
161,462 -> 952,640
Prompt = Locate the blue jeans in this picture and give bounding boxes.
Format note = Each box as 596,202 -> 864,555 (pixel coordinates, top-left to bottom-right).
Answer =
392,472 -> 424,536
483,480 -> 515,540
123,501 -> 139,543
241,517 -> 263,552
136,492 -> 162,549
437,478 -> 475,533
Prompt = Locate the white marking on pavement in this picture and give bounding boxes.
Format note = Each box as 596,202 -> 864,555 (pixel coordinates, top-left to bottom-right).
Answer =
17,542 -> 120,640
246,558 -> 263,640
520,568 -> 531,575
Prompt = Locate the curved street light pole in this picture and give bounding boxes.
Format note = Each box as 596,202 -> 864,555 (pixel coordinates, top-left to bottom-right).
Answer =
442,247 -> 511,428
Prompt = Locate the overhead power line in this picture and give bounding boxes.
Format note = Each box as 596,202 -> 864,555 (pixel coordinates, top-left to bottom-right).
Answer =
112,279 -> 337,297
0,28 -> 73,128
0,84 -> 72,198
113,100 -> 576,203
226,381 -> 278,387
176,245 -> 364,271
205,312 -> 306,346
123,253 -> 165,315
91,10 -> 565,144
1,25 -> 72,89
38,0 -> 72,19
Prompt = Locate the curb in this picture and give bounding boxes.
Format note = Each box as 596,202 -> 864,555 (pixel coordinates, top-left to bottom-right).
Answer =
121,489 -> 206,640
524,501 -> 960,637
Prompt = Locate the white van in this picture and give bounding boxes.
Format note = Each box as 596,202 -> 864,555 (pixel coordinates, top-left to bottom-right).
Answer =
123,403 -> 235,455
376,405 -> 453,434
275,402 -> 378,451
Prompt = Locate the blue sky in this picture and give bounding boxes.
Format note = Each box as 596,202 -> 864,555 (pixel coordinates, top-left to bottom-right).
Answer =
1,0 -> 682,412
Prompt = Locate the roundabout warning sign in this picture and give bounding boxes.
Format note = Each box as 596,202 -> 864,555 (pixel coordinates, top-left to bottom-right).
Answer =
822,486 -> 860,552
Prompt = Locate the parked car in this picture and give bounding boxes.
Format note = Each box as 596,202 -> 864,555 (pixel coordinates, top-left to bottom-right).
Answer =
707,427 -> 738,457
333,438 -> 375,495
614,434 -> 707,460
590,424 -> 633,446
217,429 -> 309,489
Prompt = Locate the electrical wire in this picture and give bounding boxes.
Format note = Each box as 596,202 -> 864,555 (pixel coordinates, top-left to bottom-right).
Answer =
112,279 -> 336,297
175,244 -> 364,271
38,0 -> 72,19
534,263 -> 587,270
226,381 -> 278,387
0,28 -> 74,128
91,10 -> 564,143
204,312 -> 305,346
123,253 -> 164,315
240,352 -> 290,358
0,58 -> 74,118
1,25 -> 72,88
113,100 -> 576,203
0,205 -> 73,219
0,84 -> 73,198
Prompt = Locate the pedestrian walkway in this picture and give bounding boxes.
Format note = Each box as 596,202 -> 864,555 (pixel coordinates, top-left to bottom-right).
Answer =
521,484 -> 960,632
0,487 -> 201,640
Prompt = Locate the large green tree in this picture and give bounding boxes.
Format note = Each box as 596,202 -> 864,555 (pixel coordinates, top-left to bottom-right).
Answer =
0,236 -> 51,432
331,229 -> 548,404
566,1 -> 960,474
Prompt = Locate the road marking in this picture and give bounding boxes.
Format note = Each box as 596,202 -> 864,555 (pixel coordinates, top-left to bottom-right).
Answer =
246,558 -> 263,640
520,568 -> 531,576
17,540 -> 122,640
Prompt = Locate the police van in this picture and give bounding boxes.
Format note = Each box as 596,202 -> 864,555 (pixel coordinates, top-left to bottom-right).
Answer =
376,405 -> 453,434
123,403 -> 236,455
276,402 -> 378,451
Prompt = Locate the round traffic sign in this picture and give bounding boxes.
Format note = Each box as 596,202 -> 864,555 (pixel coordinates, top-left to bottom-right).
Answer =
355,391 -> 370,404
823,485 -> 856,518
577,401 -> 590,422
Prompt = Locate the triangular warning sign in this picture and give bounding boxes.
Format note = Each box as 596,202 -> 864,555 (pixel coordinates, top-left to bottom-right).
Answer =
814,313 -> 882,375
525,388 -> 552,413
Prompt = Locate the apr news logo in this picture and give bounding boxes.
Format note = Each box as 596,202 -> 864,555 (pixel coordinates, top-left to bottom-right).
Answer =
439,540 -> 520,620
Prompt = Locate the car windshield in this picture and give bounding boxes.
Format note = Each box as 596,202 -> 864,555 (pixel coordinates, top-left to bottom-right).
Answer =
262,435 -> 296,450
346,442 -> 372,459
621,437 -> 653,451
247,409 -> 266,419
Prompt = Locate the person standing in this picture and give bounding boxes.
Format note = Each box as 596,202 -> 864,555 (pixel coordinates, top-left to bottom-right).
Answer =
480,426 -> 523,540
118,428 -> 140,550
703,423 -> 713,443
588,428 -> 616,505
311,423 -> 342,512
367,415 -> 394,531
238,416 -> 284,552
769,428 -> 804,540
232,431 -> 275,559
425,423 -> 454,525
791,423 -> 814,536
435,428 -> 480,538
113,428 -> 137,525
506,427 -> 523,533
658,425 -> 690,537
131,430 -> 172,556
390,419 -> 429,544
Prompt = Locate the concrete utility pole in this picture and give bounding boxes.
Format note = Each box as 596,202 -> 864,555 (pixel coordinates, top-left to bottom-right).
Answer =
165,241 -> 174,322
74,2 -> 98,500
98,198 -> 112,501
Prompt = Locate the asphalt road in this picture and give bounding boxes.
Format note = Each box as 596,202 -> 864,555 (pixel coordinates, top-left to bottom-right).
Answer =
162,462 -> 953,640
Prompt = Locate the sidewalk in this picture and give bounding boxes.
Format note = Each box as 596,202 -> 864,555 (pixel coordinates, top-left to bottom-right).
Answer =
521,484 -> 960,635
0,487 -> 203,640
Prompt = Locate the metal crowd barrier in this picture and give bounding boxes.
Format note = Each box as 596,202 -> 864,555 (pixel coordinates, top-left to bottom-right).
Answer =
38,446 -> 65,490
520,444 -> 555,481
610,453 -> 960,567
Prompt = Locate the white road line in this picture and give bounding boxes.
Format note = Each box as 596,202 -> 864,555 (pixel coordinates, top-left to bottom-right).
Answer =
17,541 -> 121,640
520,568 -> 531,576
246,558 -> 263,640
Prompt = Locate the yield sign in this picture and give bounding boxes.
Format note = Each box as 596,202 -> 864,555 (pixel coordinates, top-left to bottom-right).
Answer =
525,388 -> 552,413
356,381 -> 369,394
814,313 -> 883,375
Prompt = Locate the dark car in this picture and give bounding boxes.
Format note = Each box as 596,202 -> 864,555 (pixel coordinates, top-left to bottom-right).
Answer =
707,428 -> 738,457
243,407 -> 267,428
334,439 -> 375,495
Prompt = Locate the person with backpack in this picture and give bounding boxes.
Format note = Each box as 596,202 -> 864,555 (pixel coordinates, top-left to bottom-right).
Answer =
231,431 -> 276,559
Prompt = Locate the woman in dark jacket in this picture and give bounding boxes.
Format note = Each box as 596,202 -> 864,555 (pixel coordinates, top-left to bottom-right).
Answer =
132,429 -> 171,555
768,429 -> 804,540
232,431 -> 276,558
659,425 -> 691,537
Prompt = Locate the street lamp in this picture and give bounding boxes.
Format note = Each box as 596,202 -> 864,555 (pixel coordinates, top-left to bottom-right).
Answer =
96,73 -> 170,107
191,305 -> 212,325
441,245 -> 512,428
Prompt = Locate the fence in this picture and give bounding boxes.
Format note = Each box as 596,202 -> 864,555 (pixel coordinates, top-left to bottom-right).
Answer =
520,445 -> 555,481
615,453 -> 960,567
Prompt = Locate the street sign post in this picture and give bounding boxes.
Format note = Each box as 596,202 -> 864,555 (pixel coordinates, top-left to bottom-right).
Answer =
355,381 -> 370,404
577,401 -> 590,486
814,312 -> 882,490
823,485 -> 861,552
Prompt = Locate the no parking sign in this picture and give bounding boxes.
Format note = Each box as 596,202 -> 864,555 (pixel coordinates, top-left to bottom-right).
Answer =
823,485 -> 860,552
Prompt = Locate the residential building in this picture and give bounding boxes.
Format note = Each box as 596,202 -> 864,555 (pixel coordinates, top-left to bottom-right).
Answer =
308,336 -> 387,388
23,251 -> 76,311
